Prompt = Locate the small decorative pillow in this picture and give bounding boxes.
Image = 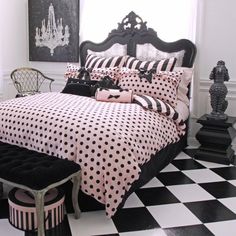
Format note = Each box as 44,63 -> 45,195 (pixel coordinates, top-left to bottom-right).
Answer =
95,88 -> 133,103
85,54 -> 127,69
61,83 -> 92,97
118,68 -> 183,107
124,56 -> 177,73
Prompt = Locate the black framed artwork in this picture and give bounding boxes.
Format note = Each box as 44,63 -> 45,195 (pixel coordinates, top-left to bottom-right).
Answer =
28,0 -> 79,62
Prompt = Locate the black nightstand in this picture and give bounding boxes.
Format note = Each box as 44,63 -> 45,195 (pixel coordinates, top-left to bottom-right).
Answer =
195,114 -> 236,164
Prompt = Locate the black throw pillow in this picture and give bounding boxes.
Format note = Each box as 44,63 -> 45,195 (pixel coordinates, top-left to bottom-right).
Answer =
61,83 -> 92,97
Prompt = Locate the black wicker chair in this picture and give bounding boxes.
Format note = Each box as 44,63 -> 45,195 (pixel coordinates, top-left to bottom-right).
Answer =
10,67 -> 55,97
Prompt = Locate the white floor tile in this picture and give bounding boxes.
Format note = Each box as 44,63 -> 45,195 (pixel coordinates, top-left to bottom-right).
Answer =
141,178 -> 164,188
183,169 -> 225,183
123,193 -> 144,208
167,184 -> 215,202
160,163 -> 179,172
229,180 -> 236,187
147,203 -> 201,228
174,152 -> 192,160
0,219 -> 24,236
205,220 -> 236,236
185,145 -> 198,149
219,197 -> 236,214
120,228 -> 167,236
68,211 -> 118,236
195,160 -> 229,168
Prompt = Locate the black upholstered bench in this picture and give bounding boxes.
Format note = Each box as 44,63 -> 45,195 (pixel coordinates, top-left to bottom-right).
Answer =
0,141 -> 81,236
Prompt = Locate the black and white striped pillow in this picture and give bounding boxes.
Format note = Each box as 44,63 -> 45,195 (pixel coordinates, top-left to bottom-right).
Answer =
85,54 -> 127,69
125,56 -> 177,72
133,94 -> 186,130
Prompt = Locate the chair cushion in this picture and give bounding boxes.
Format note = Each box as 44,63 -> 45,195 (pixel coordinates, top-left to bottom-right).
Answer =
0,141 -> 81,190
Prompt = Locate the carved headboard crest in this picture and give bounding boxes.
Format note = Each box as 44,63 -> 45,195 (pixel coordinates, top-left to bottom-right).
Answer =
109,11 -> 157,37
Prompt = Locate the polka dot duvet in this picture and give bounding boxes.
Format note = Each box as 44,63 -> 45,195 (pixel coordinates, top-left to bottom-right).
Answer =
0,92 -> 185,217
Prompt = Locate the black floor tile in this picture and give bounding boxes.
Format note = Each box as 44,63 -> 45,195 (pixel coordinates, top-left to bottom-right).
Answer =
112,207 -> 159,232
184,200 -> 236,223
25,215 -> 72,236
164,224 -> 214,236
172,159 -> 205,170
0,199 -> 9,219
135,187 -> 180,206
63,181 -> 105,214
157,172 -> 195,186
92,234 -> 119,236
200,181 -> 236,198
211,167 -> 236,180
183,148 -> 197,158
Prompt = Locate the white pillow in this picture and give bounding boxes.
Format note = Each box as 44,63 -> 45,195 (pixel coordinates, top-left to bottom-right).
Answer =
175,100 -> 189,121
174,67 -> 193,106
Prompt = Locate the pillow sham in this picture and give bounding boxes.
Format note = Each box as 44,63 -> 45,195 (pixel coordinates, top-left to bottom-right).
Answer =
124,56 -> 177,73
64,63 -> 120,83
118,68 -> 182,107
90,67 -> 120,83
85,54 -> 127,69
174,67 -> 194,106
64,63 -> 81,79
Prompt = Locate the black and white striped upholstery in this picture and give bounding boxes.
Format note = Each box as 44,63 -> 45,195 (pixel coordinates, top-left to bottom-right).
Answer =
85,54 -> 127,69
133,94 -> 185,130
124,56 -> 177,72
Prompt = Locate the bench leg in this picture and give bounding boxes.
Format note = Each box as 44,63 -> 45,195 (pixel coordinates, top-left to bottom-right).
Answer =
34,190 -> 46,236
72,173 -> 81,219
0,182 -> 3,199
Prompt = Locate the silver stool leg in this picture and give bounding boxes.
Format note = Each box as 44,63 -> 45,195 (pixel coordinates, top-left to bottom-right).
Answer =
0,182 -> 3,199
72,172 -> 81,219
34,190 -> 46,236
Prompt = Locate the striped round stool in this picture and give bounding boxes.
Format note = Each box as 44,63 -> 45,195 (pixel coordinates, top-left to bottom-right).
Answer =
8,187 -> 64,232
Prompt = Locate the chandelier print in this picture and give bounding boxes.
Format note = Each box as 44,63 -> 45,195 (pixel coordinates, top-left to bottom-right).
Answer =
35,3 -> 70,56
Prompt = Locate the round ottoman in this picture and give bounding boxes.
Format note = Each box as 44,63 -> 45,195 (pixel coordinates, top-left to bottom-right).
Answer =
8,187 -> 65,232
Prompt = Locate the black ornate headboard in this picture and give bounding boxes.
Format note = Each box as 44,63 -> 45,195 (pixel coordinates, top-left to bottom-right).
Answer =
80,11 -> 196,68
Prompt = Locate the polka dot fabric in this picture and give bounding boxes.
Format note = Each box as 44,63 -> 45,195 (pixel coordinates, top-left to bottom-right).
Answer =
90,67 -> 120,84
64,63 -> 120,83
118,68 -> 183,107
0,92 -> 184,217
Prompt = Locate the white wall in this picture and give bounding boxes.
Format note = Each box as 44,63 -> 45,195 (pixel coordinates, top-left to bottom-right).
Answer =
1,0 -> 28,100
189,0 -> 236,147
196,0 -> 236,117
1,0 -> 197,99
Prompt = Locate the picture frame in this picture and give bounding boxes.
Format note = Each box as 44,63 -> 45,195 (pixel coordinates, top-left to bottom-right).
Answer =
28,0 -> 80,62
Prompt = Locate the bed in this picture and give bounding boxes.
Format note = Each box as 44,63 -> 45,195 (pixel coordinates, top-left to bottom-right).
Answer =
0,12 -> 196,217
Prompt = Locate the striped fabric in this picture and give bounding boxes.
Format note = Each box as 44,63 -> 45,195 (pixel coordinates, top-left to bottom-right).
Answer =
133,94 -> 186,131
85,54 -> 127,69
125,56 -> 177,72
8,188 -> 65,231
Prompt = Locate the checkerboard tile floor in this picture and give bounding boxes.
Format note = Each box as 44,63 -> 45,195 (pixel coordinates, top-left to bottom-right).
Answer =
1,149 -> 236,236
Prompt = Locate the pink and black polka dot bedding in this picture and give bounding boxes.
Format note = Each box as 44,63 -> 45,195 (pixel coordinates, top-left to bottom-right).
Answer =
0,92 -> 185,217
